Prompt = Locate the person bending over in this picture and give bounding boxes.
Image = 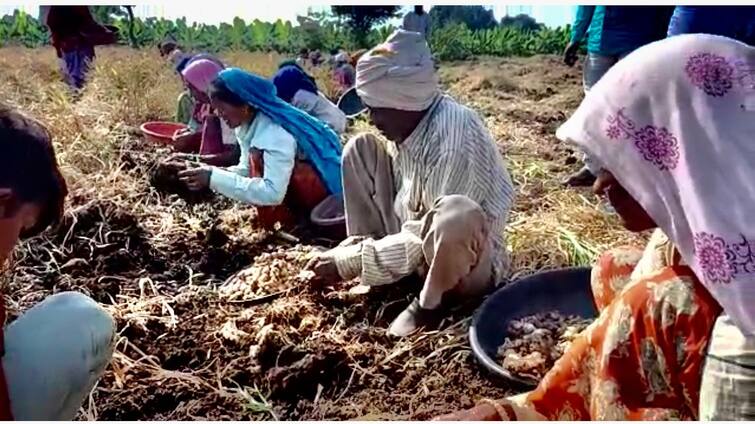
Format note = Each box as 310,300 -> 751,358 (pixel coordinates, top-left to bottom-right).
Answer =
0,104 -> 115,420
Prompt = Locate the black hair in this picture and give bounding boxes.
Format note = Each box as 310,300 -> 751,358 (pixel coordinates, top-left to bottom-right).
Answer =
158,41 -> 178,57
0,103 -> 68,237
175,56 -> 191,74
208,78 -> 246,108
278,59 -> 298,70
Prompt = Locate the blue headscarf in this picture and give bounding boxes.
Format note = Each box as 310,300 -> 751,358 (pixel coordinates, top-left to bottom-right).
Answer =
218,68 -> 343,195
272,65 -> 319,103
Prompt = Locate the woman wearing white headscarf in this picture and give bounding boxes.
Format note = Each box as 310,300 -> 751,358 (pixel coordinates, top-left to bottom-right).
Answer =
436,34 -> 754,421
306,30 -> 515,338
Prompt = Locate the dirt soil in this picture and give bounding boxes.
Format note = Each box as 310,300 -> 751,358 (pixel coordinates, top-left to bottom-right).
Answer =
3,52 -> 596,420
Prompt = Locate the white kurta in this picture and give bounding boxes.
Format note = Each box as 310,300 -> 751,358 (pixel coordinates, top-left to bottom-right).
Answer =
291,89 -> 347,134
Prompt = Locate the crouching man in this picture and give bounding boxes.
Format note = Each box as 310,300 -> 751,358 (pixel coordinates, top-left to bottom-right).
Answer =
306,30 -> 515,337
0,104 -> 115,419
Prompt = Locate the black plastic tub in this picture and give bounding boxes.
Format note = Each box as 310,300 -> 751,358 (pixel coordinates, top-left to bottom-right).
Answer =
469,267 -> 597,387
310,194 -> 347,241
337,87 -> 367,118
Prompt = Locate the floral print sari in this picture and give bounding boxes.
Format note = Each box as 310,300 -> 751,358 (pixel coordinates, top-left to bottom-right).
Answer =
484,231 -> 721,420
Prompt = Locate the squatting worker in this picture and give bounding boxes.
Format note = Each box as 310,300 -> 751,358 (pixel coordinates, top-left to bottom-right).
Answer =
306,30 -> 515,338
178,68 -> 343,230
0,104 -> 115,420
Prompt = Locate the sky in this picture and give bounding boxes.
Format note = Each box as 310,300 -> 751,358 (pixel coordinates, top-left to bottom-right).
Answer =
0,4 -> 577,29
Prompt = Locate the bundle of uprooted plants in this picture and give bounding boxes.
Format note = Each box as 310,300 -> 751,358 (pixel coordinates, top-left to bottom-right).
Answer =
0,46 -> 646,420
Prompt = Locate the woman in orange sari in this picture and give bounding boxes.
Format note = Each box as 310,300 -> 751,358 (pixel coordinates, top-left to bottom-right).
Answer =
436,34 -> 754,420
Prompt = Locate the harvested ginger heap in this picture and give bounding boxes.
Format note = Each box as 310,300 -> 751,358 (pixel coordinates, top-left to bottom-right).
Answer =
497,312 -> 593,381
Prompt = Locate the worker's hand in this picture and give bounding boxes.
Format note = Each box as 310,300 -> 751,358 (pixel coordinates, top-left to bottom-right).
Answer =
304,254 -> 341,286
172,128 -> 193,140
178,166 -> 212,191
563,42 -> 580,67
433,403 -> 501,421
165,153 -> 197,165
172,131 -> 194,142
172,130 -> 199,153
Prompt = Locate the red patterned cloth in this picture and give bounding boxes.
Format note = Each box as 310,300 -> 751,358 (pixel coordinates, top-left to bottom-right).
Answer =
470,239 -> 722,421
249,150 -> 328,230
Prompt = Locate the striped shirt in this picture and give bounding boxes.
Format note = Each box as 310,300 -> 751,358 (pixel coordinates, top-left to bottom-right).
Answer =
333,95 -> 515,286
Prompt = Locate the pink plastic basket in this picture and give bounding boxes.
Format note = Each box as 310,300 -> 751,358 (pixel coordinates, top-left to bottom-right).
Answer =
140,121 -> 188,145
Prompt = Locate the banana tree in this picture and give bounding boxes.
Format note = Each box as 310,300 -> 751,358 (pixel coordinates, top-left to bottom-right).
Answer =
124,6 -> 136,47
227,17 -> 248,50
174,17 -> 200,50
249,19 -> 271,51
272,19 -> 293,53
147,18 -> 176,45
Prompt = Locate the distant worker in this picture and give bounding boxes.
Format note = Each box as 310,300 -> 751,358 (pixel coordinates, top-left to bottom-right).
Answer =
296,48 -> 310,67
562,6 -> 673,187
158,38 -> 225,129
158,38 -> 224,76
667,6 -> 755,45
332,52 -> 356,99
158,37 -> 185,63
309,50 -> 324,67
273,63 -> 347,134
42,6 -> 118,89
402,6 -> 431,39
326,48 -> 340,68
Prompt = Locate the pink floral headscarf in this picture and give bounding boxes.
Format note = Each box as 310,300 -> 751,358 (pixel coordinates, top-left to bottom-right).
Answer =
557,34 -> 755,335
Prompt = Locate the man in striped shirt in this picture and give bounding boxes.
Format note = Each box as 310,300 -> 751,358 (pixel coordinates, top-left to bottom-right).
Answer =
307,30 -> 515,337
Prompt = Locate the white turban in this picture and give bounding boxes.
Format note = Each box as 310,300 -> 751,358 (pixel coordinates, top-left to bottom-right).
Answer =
356,30 -> 439,111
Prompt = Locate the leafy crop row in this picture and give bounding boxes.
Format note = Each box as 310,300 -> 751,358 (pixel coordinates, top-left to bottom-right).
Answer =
0,9 -> 570,59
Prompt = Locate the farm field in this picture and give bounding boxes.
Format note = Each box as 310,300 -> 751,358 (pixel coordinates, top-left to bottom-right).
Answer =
0,46 -> 645,420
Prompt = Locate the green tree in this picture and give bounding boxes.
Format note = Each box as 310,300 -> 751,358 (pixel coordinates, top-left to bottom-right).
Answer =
331,6 -> 400,47
429,6 -> 497,31
90,6 -> 127,24
90,6 -> 136,47
123,6 -> 136,47
500,14 -> 542,32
